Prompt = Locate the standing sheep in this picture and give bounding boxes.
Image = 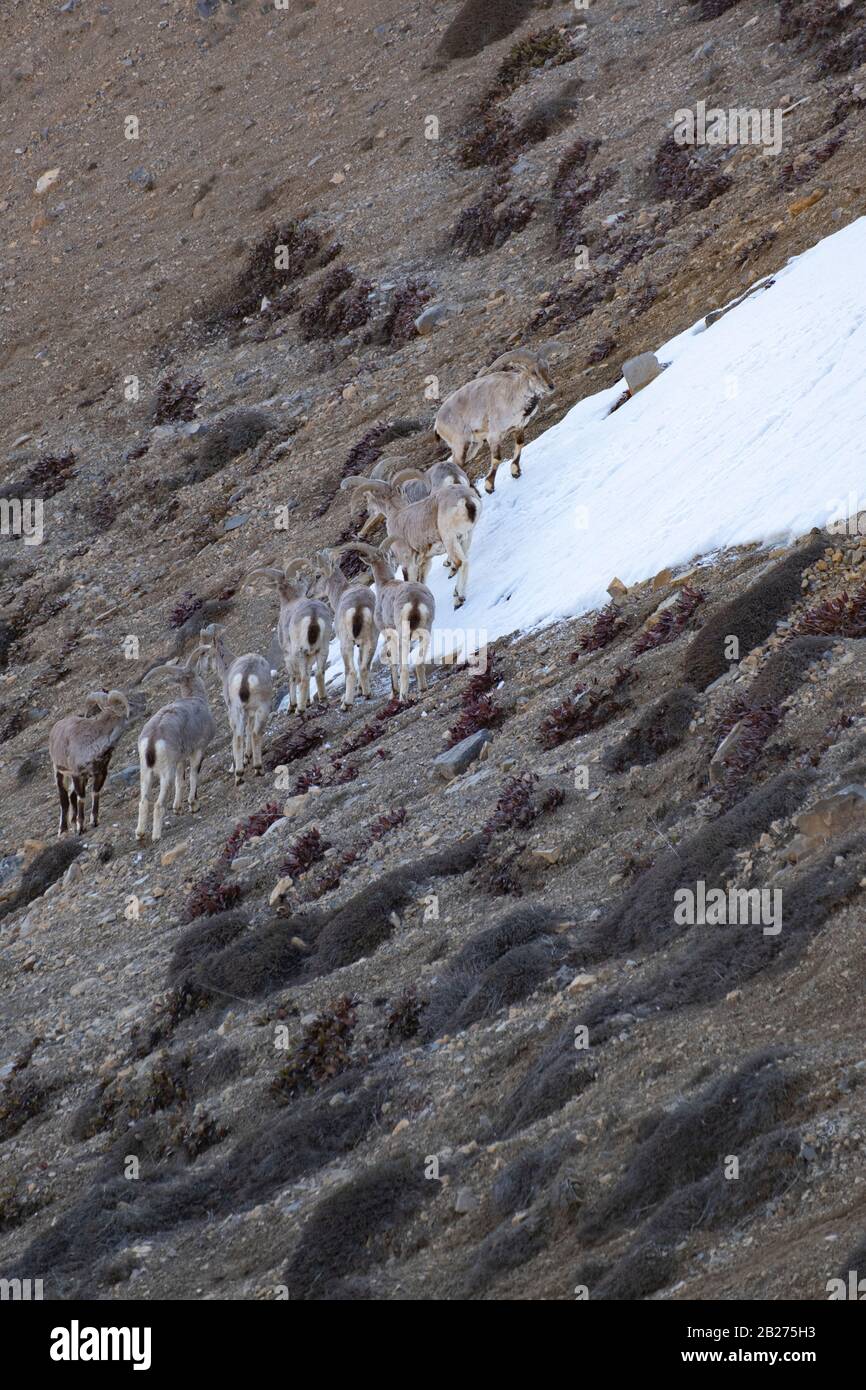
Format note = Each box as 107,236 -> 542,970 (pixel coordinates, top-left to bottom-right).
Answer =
197,623 -> 273,784
434,348 -> 554,494
135,653 -> 216,843
48,690 -> 130,836
247,560 -> 333,713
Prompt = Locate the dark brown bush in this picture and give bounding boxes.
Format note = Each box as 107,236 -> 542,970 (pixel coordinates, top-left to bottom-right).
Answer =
682,538 -> 827,690
653,135 -> 732,210
603,685 -> 698,772
435,0 -> 538,61
283,1156 -> 433,1300
451,179 -> 535,255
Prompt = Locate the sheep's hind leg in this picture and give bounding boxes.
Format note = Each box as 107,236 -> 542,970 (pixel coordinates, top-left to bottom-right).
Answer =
136,766 -> 153,841
90,754 -> 110,828
72,775 -> 87,834
510,428 -> 525,479
484,437 -> 504,494
56,772 -> 70,837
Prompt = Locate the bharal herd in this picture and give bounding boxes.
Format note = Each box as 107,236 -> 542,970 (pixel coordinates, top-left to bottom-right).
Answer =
48,349 -> 554,842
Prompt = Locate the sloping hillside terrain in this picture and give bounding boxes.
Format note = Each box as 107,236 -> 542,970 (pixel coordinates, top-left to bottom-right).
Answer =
3,0 -> 866,1301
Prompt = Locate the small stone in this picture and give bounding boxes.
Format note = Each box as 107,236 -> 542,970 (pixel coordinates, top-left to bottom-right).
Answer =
789,188 -> 826,217
454,1187 -> 478,1214
567,973 -> 598,993
160,838 -> 190,867
607,577 -> 628,599
35,168 -> 60,196
433,729 -> 492,781
269,876 -> 293,905
129,168 -> 155,191
622,351 -> 663,394
414,303 -> 452,336
392,1118 -> 410,1135
532,846 -> 561,865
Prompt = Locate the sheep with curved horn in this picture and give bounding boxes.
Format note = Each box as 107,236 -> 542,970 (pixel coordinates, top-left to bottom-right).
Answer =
434,348 -> 554,494
330,540 -> 434,700
135,650 -> 216,843
197,623 -> 273,784
340,474 -> 480,609
308,549 -> 379,709
247,558 -> 333,713
49,690 -> 130,836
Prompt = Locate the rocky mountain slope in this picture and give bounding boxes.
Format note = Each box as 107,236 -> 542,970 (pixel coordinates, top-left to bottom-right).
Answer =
3,0 -> 866,1301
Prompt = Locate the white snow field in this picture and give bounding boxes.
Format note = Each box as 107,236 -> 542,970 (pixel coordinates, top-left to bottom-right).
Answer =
416,215 -> 866,664
298,215 -> 866,703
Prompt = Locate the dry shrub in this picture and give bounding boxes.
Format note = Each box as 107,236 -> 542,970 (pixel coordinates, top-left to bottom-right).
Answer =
492,26 -> 578,99
204,218 -> 336,326
553,166 -> 619,254
576,768 -> 813,964
458,109 -> 517,168
183,871 -> 242,924
539,668 -> 633,749
423,905 -> 566,1036
794,580 -> 866,638
298,266 -> 373,341
653,135 -> 732,210
578,1052 -> 801,1246
451,178 -> 535,255
271,995 -> 358,1100
632,585 -> 706,657
369,280 -> 432,347
282,1156 -> 432,1300
682,538 -> 827,690
573,603 -> 627,657
23,451 -> 77,500
602,685 -> 697,772
153,376 -> 204,426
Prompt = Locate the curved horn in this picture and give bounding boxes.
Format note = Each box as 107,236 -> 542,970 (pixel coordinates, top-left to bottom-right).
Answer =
246,565 -> 285,584
330,540 -> 381,562
105,690 -> 131,717
477,348 -> 544,377
84,689 -> 110,712
340,476 -> 393,498
391,467 -> 427,489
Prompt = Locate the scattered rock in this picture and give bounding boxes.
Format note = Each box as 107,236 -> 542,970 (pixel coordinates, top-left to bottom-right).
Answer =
622,352 -> 663,394
269,876 -> 293,905
795,785 -> 866,845
414,303 -> 453,336
567,973 -> 598,993
35,168 -> 60,196
129,168 -> 155,191
160,839 -> 190,867
454,1187 -> 478,1214
433,730 -> 492,781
